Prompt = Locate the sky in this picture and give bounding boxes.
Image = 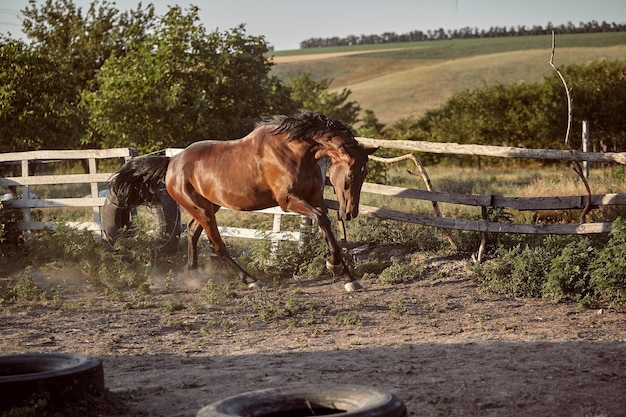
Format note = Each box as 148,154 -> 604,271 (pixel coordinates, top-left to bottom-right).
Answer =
1,0 -> 625,51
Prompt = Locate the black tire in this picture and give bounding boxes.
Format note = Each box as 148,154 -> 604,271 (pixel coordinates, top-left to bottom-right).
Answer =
196,384 -> 407,417
101,190 -> 132,245
102,188 -> 181,254
0,353 -> 105,412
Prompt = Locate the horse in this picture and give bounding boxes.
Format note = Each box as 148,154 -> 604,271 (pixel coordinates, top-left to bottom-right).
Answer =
108,111 -> 375,292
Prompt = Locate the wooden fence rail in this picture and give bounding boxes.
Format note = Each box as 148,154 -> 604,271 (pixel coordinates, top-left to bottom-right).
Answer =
356,137 -> 626,164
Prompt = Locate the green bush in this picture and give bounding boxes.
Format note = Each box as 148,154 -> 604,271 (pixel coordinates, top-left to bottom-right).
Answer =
474,220 -> 626,309
474,240 -> 560,297
543,238 -> 596,304
2,219 -> 170,292
349,217 -> 444,251
376,256 -> 425,285
590,217 -> 626,309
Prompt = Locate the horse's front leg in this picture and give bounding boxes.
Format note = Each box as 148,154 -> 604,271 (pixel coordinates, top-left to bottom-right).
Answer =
316,211 -> 362,292
284,197 -> 361,292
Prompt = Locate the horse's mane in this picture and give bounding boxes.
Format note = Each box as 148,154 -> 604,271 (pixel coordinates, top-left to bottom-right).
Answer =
258,112 -> 357,145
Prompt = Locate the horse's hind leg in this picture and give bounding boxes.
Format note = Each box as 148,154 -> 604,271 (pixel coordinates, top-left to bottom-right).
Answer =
187,218 -> 203,269
203,216 -> 261,289
184,204 -> 261,289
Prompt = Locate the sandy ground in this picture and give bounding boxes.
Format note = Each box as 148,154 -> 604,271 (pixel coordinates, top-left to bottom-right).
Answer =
1,255 -> 626,416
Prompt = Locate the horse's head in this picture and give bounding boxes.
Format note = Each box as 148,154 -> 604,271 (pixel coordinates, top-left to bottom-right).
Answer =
266,111 -> 376,221
318,137 -> 376,221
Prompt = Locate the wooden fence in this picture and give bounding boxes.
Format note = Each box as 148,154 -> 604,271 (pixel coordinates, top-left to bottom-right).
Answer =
2,140 -> 626,252
0,148 -> 301,244
0,148 -> 137,233
352,137 -> 626,235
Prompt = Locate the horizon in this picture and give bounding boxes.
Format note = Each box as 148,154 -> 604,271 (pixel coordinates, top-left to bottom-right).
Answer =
1,0 -> 626,51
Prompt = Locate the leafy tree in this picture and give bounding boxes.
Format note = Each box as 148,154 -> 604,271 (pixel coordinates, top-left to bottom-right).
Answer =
286,72 -> 361,125
543,59 -> 626,151
356,109 -> 385,138
82,6 -> 296,152
0,38 -> 81,151
0,0 -> 156,150
22,0 -> 155,91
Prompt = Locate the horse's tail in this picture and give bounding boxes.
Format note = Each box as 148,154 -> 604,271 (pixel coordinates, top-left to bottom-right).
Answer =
108,156 -> 171,207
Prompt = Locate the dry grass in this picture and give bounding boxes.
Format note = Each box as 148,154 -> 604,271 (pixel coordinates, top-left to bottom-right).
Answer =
273,42 -> 626,123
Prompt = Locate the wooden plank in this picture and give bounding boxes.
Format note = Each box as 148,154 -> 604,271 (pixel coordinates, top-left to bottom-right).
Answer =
3,198 -> 105,208
218,226 -> 300,241
357,137 -> 626,164
0,173 -> 113,186
10,221 -> 102,231
361,183 -> 492,205
361,183 -> 626,210
324,199 -> 613,235
220,206 -> 300,216
0,148 -> 135,162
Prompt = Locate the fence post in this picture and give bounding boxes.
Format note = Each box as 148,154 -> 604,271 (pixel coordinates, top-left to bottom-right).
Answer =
20,159 -> 32,238
582,120 -> 590,180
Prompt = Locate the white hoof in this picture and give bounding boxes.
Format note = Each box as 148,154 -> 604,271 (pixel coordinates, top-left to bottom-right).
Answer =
344,281 -> 363,292
247,281 -> 263,290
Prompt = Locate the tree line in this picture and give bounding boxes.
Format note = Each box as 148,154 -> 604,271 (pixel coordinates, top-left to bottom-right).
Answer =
300,20 -> 626,48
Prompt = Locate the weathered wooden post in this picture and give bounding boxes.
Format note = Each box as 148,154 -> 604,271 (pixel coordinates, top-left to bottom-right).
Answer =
582,120 -> 590,180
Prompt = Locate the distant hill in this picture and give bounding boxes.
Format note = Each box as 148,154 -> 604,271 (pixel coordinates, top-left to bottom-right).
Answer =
270,32 -> 626,124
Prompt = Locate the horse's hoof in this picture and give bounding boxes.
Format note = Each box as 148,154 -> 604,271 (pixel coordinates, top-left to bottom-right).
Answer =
326,260 -> 344,275
344,281 -> 363,293
247,281 -> 263,290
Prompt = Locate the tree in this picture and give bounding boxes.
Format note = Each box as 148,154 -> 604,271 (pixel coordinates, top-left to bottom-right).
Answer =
0,0 -> 157,150
286,73 -> 361,125
82,6 -> 296,152
0,38 -> 81,151
22,0 -> 155,91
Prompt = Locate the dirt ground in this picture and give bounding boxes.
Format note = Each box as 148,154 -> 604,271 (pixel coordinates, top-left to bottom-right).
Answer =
1,254 -> 626,417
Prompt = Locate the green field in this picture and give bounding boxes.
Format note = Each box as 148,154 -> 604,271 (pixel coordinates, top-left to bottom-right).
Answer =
271,32 -> 626,124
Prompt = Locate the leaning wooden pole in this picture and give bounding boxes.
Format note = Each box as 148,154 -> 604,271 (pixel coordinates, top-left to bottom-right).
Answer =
550,31 -> 592,222
368,153 -> 458,249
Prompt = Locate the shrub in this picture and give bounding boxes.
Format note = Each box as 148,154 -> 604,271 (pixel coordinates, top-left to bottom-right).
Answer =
3,219 -> 168,291
376,256 -> 425,285
349,217 -> 444,251
590,217 -> 626,309
543,237 -> 596,304
474,242 -> 554,297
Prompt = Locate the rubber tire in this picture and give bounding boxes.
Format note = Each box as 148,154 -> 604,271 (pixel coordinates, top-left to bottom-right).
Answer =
196,384 -> 407,417
102,188 -> 181,254
101,190 -> 132,245
0,353 -> 105,412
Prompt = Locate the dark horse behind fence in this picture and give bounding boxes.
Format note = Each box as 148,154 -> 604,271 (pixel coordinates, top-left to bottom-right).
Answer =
108,112 -> 375,292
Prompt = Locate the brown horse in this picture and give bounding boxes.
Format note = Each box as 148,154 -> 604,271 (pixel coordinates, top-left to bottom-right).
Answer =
109,112 -> 375,292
